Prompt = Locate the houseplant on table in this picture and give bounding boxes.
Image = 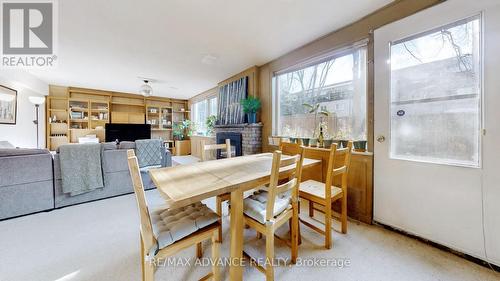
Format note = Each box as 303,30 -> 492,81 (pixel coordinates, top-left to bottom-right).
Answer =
241,96 -> 261,124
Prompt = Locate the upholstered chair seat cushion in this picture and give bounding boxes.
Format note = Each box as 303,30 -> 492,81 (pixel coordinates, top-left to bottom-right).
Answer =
148,202 -> 219,254
243,190 -> 291,224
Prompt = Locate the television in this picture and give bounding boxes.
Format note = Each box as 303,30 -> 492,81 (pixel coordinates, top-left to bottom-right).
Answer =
105,123 -> 151,142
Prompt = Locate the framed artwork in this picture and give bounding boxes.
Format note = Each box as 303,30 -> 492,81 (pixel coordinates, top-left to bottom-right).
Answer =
0,85 -> 17,125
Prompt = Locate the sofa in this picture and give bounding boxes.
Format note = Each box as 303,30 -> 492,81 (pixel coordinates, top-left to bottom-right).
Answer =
0,140 -> 172,220
53,141 -> 171,208
0,148 -> 54,220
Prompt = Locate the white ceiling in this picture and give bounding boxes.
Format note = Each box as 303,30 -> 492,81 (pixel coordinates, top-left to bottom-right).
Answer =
29,0 -> 393,99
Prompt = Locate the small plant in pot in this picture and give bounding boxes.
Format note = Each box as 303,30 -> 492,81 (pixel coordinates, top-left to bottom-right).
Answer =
353,136 -> 367,152
334,129 -> 350,148
172,123 -> 185,140
240,96 -> 261,124
323,139 -> 334,149
301,137 -> 310,147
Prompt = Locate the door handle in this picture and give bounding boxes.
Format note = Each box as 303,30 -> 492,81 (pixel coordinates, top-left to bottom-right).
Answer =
376,135 -> 386,143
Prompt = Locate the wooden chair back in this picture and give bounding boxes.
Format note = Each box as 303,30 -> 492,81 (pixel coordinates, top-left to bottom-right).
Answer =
279,141 -> 302,156
265,148 -> 305,222
127,149 -> 156,256
200,139 -> 231,162
324,141 -> 353,194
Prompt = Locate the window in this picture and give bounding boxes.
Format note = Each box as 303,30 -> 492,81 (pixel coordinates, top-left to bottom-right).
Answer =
390,16 -> 481,167
192,96 -> 218,135
273,46 -> 367,141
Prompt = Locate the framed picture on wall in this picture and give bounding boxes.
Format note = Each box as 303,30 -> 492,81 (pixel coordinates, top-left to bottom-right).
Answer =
0,85 -> 17,125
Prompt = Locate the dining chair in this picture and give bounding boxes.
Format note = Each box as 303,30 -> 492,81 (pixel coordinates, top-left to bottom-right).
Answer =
200,138 -> 231,242
298,141 -> 353,249
242,149 -> 304,281
127,150 -> 221,281
279,140 -> 302,156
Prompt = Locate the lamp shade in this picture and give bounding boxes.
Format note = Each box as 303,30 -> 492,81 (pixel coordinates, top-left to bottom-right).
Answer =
28,96 -> 45,105
139,81 -> 153,97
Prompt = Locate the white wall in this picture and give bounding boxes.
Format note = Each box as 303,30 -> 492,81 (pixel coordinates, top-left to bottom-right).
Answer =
0,70 -> 48,148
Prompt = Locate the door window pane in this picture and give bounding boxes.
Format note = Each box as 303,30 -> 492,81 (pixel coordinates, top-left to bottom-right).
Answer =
390,16 -> 481,166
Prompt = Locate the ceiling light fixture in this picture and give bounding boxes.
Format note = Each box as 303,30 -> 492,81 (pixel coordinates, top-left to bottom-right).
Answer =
139,79 -> 153,97
201,54 -> 218,65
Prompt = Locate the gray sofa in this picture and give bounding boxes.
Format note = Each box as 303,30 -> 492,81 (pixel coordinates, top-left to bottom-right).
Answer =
0,148 -> 54,220
53,141 -> 171,208
0,141 -> 172,220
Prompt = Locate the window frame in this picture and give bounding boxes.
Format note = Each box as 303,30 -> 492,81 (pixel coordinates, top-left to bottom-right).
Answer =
387,14 -> 483,168
191,95 -> 218,136
272,42 -> 369,139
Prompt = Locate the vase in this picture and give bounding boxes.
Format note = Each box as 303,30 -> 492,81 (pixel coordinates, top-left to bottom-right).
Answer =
247,112 -> 257,123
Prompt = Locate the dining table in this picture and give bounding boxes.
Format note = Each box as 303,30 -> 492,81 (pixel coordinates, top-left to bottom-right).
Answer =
149,152 -> 322,281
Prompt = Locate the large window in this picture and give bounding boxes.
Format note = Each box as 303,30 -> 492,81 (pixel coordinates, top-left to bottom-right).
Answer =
390,16 -> 481,166
273,46 -> 367,141
192,96 -> 218,135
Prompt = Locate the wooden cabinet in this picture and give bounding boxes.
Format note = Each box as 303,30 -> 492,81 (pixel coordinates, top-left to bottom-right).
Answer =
110,111 -> 128,123
110,112 -> 145,124
300,147 -> 374,224
174,140 -> 191,156
128,112 -> 145,124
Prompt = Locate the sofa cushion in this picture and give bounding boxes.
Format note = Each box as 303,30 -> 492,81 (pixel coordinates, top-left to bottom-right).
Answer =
0,148 -> 49,157
0,153 -> 53,187
102,149 -> 129,173
119,141 -> 135,150
149,202 -> 219,252
243,190 -> 291,224
101,142 -> 118,150
135,139 -> 162,168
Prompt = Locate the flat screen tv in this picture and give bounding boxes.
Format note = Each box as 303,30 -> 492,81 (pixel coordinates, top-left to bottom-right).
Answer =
105,123 -> 151,142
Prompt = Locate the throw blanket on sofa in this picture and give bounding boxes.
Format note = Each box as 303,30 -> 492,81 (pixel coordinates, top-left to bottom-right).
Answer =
59,143 -> 104,196
135,139 -> 162,168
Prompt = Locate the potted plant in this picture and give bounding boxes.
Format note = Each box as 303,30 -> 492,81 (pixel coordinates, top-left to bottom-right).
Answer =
173,120 -> 197,140
333,129 -> 350,148
182,119 -> 197,137
240,96 -> 261,124
172,123 -> 185,140
206,115 -> 217,136
323,138 -> 334,149
303,103 -> 330,138
353,137 -> 367,152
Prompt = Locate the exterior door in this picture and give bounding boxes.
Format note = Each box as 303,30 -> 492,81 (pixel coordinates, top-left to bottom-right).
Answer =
374,0 -> 500,265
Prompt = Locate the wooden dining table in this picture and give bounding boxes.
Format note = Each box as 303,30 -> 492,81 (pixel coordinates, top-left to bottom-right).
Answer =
149,153 -> 322,281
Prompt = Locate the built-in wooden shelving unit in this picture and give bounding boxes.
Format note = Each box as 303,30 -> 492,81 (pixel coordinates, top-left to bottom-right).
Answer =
46,85 -> 189,152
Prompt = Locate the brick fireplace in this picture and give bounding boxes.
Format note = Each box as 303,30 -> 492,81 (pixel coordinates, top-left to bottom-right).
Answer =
214,123 -> 262,155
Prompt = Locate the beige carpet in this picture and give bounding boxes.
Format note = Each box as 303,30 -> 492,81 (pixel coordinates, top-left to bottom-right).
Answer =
0,191 -> 498,281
